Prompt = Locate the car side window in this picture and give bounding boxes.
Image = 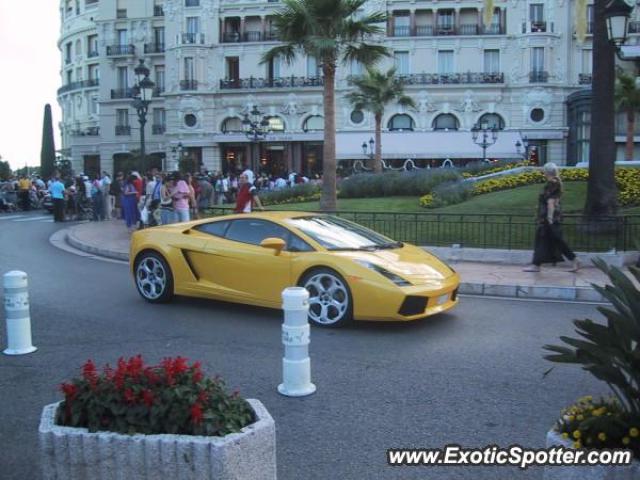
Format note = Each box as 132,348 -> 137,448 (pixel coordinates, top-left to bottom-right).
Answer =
194,220 -> 230,238
225,219 -> 290,246
287,233 -> 314,252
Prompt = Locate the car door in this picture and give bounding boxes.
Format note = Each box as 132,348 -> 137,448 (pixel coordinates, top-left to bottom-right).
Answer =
190,218 -> 295,306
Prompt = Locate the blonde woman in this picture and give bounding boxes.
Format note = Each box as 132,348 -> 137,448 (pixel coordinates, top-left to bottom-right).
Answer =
524,163 -> 579,272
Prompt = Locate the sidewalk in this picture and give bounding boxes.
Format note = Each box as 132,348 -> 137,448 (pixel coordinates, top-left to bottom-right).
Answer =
61,220 -> 622,303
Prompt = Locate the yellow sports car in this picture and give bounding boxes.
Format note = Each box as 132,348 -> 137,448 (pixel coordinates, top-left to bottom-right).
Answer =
130,212 -> 460,326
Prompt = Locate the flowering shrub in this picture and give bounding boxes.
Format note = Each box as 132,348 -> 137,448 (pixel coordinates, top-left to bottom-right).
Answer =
554,396 -> 640,458
419,194 -> 433,208
57,356 -> 255,436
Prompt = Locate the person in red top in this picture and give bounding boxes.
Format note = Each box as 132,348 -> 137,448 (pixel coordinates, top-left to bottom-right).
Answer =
131,172 -> 144,199
234,174 -> 264,213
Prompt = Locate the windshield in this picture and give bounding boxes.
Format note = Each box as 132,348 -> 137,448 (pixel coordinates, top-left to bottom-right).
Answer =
286,216 -> 402,251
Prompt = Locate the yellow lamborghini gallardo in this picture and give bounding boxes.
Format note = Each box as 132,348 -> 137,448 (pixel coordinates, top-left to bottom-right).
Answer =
130,212 -> 460,327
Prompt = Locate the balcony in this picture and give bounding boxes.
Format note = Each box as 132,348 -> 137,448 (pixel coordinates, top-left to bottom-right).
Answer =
87,50 -> 99,58
110,88 -> 135,99
181,33 -> 205,45
106,44 -> 135,56
392,26 -> 411,37
435,25 -> 456,36
222,31 -> 242,42
115,125 -> 131,136
529,71 -> 549,83
71,126 -> 100,136
629,21 -> 640,34
180,80 -> 198,90
390,23 -> 504,38
154,5 -> 164,16
415,25 -> 434,36
144,43 -> 165,54
523,21 -> 554,33
220,76 -> 324,89
57,79 -> 100,95
459,24 -> 479,35
153,86 -> 165,97
152,125 -> 166,134
221,31 -> 264,42
579,73 -> 592,85
264,31 -> 280,41
349,72 -> 504,86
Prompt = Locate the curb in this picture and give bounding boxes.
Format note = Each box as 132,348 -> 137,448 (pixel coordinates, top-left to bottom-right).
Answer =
66,228 -> 129,262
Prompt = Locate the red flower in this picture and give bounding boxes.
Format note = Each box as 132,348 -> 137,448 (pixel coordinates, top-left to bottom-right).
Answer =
123,388 -> 136,404
141,389 -> 155,407
173,357 -> 189,375
60,382 -> 78,400
192,362 -> 203,383
190,403 -> 203,425
144,367 -> 159,384
126,355 -> 144,379
82,359 -> 98,389
197,391 -> 208,403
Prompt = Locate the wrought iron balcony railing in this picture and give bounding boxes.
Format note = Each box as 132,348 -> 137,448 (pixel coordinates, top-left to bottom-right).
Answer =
115,125 -> 131,136
348,72 -> 504,86
57,79 -> 99,95
220,76 -> 324,89
180,80 -> 198,90
152,125 -> 166,135
144,43 -> 165,54
106,44 -> 135,56
110,88 -> 135,99
181,33 -> 205,45
529,71 -> 549,83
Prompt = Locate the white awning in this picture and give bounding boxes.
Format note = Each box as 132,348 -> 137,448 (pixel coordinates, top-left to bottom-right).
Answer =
335,130 -> 526,160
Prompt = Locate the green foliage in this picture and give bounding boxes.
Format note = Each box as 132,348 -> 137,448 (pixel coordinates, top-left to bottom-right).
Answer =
615,70 -> 640,113
346,67 -> 415,117
339,169 -> 461,198
544,259 -> 640,416
40,104 -> 56,179
261,183 -> 321,205
0,160 -> 12,180
57,356 -> 255,437
430,181 -> 475,208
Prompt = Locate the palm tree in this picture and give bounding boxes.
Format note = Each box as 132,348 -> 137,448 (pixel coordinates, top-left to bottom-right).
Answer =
615,70 -> 640,161
262,0 -> 388,211
346,67 -> 415,173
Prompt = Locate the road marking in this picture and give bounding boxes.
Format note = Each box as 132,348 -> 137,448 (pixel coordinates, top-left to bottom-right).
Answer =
13,216 -> 52,222
0,215 -> 25,220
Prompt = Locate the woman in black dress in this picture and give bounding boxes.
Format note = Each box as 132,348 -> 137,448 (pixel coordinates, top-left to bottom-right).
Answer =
523,163 -> 579,272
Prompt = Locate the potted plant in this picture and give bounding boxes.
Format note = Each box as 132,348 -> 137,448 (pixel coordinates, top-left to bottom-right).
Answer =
543,259 -> 640,479
39,356 -> 276,479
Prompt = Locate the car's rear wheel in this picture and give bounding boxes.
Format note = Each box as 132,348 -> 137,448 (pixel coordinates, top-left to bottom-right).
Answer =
300,268 -> 352,327
134,252 -> 174,303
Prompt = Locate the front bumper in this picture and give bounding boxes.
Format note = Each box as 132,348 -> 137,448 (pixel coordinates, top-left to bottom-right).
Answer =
351,273 -> 460,322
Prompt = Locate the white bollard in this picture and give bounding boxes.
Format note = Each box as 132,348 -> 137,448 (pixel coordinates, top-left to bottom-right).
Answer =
3,271 -> 37,355
278,287 -> 316,397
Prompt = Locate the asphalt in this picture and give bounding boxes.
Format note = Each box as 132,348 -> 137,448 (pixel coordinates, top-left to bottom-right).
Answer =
63,217 -> 619,303
0,211 -> 619,479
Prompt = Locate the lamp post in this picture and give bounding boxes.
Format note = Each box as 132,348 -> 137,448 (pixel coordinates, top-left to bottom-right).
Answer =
604,0 -> 634,59
133,59 -> 155,174
170,142 -> 184,172
471,122 -> 498,162
361,137 -> 374,161
242,106 -> 271,171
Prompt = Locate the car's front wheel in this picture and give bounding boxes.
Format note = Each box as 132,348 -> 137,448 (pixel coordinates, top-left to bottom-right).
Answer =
134,252 -> 174,303
300,268 -> 353,327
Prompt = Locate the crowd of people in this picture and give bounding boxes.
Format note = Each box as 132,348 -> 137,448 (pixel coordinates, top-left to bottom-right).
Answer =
1,166 -> 320,232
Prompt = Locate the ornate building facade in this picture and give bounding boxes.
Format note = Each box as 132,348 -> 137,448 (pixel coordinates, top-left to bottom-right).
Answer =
58,0 -> 627,177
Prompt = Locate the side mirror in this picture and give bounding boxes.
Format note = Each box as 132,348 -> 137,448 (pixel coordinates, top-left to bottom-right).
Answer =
260,237 -> 286,255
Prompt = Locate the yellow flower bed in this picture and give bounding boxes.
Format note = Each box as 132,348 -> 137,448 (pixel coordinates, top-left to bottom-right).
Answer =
461,160 -> 532,179
418,167 -> 640,208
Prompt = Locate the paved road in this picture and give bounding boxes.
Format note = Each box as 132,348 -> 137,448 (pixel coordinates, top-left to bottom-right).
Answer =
0,212 -> 607,479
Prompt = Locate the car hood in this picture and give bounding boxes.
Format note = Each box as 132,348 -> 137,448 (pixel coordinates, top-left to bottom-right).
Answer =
335,245 -> 455,285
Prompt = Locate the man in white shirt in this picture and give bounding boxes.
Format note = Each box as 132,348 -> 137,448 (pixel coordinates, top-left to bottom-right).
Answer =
100,172 -> 112,219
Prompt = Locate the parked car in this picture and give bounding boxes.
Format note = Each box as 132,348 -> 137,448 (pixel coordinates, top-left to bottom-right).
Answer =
130,212 -> 460,327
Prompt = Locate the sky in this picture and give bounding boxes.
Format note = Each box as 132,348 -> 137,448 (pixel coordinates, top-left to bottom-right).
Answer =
0,2 -> 62,170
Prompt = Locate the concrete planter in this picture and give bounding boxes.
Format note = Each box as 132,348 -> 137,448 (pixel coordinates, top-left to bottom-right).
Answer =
39,399 -> 276,480
543,428 -> 640,480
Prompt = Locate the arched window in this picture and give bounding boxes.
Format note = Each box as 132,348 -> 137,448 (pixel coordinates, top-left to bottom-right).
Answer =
478,113 -> 505,130
266,116 -> 285,132
387,114 -> 414,131
432,114 -> 459,131
303,115 -> 323,132
221,117 -> 243,133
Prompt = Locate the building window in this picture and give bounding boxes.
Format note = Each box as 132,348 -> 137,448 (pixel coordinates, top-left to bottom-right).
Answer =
531,47 -> 544,72
89,96 -> 99,116
577,111 -> 590,164
530,4 -> 544,23
307,56 -> 321,78
483,50 -> 500,74
117,29 -> 128,46
116,109 -> 130,135
117,66 -> 128,89
65,42 -> 72,64
394,52 -> 409,75
530,108 -> 545,122
153,108 -> 166,133
432,114 -> 459,131
268,56 -> 281,80
153,27 -> 165,46
582,49 -> 592,74
186,17 -> 200,34
185,0 -> 200,6
184,57 -> 195,81
393,14 -> 410,37
350,110 -> 364,124
303,115 -> 323,132
87,35 -> 98,56
388,114 -> 414,131
478,113 -> 505,130
184,114 -> 197,127
155,66 -> 165,93
436,10 -> 454,33
438,50 -> 454,75
88,64 -> 99,82
221,117 -> 243,133
266,116 -> 285,132
116,8 -> 127,18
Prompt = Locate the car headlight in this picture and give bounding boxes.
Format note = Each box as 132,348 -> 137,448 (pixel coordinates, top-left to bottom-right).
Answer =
354,260 -> 412,286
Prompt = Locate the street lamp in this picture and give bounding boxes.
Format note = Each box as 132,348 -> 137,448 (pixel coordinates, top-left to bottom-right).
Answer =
604,0 -> 634,54
132,59 -> 155,174
242,106 -> 271,171
361,137 -> 374,160
471,122 -> 498,162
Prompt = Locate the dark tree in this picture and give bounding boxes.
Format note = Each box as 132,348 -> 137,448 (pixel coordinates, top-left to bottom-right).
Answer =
0,160 -> 11,180
40,104 -> 57,180
584,0 -> 618,218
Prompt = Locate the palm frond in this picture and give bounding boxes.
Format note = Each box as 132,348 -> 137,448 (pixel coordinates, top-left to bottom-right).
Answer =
260,44 -> 298,65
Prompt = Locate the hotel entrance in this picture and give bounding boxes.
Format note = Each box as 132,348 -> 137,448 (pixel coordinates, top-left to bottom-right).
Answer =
259,144 -> 288,177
